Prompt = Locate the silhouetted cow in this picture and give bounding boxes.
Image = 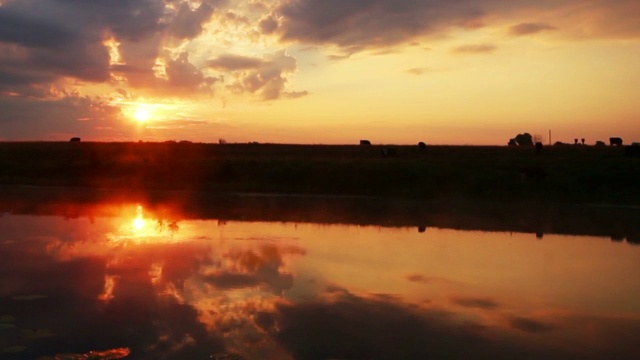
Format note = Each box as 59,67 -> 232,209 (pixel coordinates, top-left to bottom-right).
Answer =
69,137 -> 81,142
609,137 -> 623,146
360,140 -> 371,145
595,141 -> 606,146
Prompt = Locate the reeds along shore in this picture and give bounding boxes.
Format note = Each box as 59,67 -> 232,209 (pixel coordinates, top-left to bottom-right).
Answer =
0,142 -> 638,204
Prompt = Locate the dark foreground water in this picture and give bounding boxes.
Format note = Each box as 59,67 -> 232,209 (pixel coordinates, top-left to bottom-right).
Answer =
1,199 -> 640,359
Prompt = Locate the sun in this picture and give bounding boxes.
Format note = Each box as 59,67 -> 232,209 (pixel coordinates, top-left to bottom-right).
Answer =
134,106 -> 152,122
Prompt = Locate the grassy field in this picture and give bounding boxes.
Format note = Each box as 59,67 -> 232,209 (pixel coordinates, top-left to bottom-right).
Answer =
0,142 -> 638,204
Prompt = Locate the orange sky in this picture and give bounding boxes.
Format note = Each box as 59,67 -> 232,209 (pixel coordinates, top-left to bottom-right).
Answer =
0,0 -> 638,144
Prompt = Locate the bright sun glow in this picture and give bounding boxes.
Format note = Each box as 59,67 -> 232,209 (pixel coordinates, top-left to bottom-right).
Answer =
134,106 -> 152,122
133,205 -> 147,230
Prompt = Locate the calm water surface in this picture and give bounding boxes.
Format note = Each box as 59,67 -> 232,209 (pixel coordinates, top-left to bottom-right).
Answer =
1,202 -> 639,359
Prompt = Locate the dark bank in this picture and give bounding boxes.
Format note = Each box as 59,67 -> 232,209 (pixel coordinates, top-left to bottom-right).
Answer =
0,141 -> 639,205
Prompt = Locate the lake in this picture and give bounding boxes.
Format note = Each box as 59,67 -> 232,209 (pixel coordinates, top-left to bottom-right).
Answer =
1,193 -> 639,359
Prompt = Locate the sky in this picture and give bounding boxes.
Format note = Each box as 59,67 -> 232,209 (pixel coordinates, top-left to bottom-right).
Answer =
0,0 -> 638,145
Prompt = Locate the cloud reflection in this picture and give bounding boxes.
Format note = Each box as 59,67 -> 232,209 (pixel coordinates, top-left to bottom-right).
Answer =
1,205 -> 640,359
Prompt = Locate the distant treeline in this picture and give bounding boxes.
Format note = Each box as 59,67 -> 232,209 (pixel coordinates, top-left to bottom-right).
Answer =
0,142 -> 638,205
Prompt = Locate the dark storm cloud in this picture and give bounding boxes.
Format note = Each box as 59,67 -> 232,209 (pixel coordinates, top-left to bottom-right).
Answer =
509,22 -> 557,36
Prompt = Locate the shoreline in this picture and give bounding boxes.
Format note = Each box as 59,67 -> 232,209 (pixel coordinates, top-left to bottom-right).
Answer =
1,184 -> 638,241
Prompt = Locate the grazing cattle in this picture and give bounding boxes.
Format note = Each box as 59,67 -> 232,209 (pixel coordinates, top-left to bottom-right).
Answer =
360,140 -> 371,145
609,137 -> 623,146
69,137 -> 81,142
418,142 -> 427,151
381,147 -> 398,157
595,141 -> 606,146
519,166 -> 546,182
508,139 -> 517,146
535,142 -> 543,154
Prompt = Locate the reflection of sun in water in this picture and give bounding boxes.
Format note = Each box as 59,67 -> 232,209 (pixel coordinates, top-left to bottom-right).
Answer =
133,205 -> 146,230
133,216 -> 146,230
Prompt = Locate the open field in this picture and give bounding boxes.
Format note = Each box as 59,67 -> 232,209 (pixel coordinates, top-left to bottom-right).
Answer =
0,142 -> 638,204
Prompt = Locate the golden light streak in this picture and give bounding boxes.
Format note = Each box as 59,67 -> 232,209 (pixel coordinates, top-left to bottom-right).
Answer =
150,262 -> 163,285
104,37 -> 123,66
98,275 -> 116,302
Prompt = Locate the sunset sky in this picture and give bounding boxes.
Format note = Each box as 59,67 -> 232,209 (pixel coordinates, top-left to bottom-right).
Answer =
0,0 -> 638,144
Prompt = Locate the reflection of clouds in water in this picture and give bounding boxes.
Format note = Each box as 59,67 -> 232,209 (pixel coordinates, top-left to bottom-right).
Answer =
405,273 -> 459,286
270,291 -> 640,360
0,243 -> 225,358
450,296 -> 501,310
202,245 -> 305,295
3,212 -> 640,359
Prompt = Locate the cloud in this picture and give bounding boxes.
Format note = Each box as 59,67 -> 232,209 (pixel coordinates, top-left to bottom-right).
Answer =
167,1 -> 216,40
208,54 -> 265,71
0,0 -> 225,102
451,43 -> 498,54
275,0 -> 640,51
259,14 -> 279,34
273,292 -> 578,359
277,0 -> 486,51
202,245 -> 299,294
508,316 -> 557,333
209,50 -> 303,100
284,90 -> 309,99
404,67 -> 430,76
509,22 -> 557,36
450,296 -> 500,309
406,274 -> 432,283
165,52 -> 219,94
